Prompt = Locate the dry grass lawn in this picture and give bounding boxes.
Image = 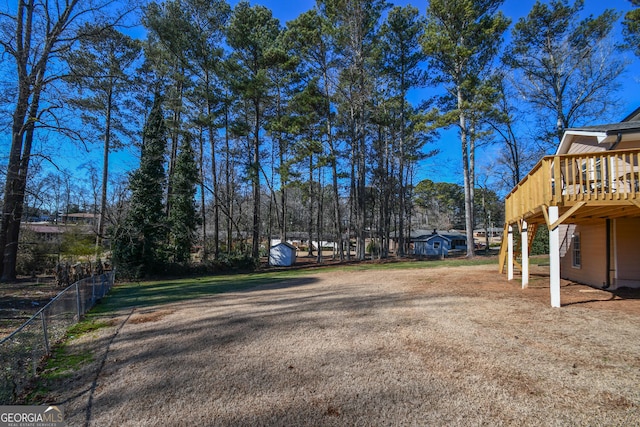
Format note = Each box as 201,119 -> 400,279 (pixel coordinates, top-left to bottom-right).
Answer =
42,264 -> 640,426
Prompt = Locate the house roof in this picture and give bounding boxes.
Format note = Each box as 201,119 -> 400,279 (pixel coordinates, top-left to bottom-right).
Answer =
567,121 -> 640,134
622,106 -> 640,122
409,229 -> 464,238
63,212 -> 98,218
412,231 -> 466,242
556,121 -> 640,155
424,234 -> 452,243
22,223 -> 65,234
474,227 -> 503,233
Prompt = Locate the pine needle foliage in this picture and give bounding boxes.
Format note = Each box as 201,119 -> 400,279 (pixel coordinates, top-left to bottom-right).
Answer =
113,94 -> 168,278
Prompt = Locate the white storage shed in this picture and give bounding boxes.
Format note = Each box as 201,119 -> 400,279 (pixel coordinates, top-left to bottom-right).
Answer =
269,242 -> 297,267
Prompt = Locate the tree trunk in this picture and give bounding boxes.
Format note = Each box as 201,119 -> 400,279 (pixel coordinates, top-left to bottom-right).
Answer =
1,70 -> 43,281
352,107 -> 366,261
96,84 -> 113,254
208,115 -> 219,260
307,154 -> 314,257
198,126 -> 208,261
0,96 -> 29,280
459,90 -> 475,258
225,97 -> 233,255
251,103 -> 261,260
469,122 -> 476,255
322,68 -> 343,261
316,167 -> 324,264
166,73 -> 184,218
398,97 -> 406,257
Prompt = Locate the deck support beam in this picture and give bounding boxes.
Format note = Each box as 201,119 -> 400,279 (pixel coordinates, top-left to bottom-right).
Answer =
549,206 -> 561,307
507,225 -> 514,281
507,225 -> 513,280
521,220 -> 529,288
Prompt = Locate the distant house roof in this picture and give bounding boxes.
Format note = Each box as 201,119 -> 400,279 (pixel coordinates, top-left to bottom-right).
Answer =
424,234 -> 452,243
63,213 -> 97,218
23,224 -> 65,234
474,227 -> 503,234
412,231 -> 466,242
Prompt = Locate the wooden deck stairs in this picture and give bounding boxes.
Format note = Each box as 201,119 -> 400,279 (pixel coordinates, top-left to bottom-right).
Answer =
498,222 -> 538,274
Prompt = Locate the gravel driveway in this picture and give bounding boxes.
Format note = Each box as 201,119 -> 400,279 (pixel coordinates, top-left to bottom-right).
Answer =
50,265 -> 640,426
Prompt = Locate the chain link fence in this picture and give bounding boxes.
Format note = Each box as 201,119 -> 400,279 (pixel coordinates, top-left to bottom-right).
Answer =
0,271 -> 115,404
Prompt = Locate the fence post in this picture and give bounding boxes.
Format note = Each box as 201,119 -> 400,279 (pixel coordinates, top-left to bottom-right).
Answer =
76,282 -> 81,322
41,311 -> 50,355
92,275 -> 96,304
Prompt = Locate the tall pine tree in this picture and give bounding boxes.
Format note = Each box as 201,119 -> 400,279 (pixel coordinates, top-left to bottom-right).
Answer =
623,0 -> 640,57
168,133 -> 199,263
113,94 -> 168,277
64,25 -> 142,252
226,1 -> 283,259
380,5 -> 427,256
422,0 -> 509,257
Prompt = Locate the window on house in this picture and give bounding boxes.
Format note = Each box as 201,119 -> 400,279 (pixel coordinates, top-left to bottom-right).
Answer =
572,233 -> 581,268
433,241 -> 441,249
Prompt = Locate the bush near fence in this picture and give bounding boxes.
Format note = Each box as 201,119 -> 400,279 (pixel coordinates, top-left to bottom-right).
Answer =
0,271 -> 115,404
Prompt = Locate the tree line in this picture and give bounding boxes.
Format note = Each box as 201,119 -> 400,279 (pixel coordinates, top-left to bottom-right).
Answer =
0,0 -> 638,279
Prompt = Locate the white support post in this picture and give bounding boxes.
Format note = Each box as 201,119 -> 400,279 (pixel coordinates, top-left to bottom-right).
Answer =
507,225 -> 514,281
549,207 -> 561,308
521,220 -> 529,289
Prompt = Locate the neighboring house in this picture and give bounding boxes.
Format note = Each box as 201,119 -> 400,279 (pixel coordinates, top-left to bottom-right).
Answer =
474,227 -> 503,240
61,212 -> 98,226
500,108 -> 640,307
22,216 -> 97,246
412,230 -> 467,257
269,242 -> 297,267
271,232 -> 339,252
21,223 -> 66,243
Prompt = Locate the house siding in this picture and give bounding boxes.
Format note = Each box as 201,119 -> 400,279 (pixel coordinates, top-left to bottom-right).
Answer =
413,237 -> 449,257
412,232 -> 467,257
614,218 -> 640,288
567,136 -> 608,154
560,221 -> 607,288
617,139 -> 640,150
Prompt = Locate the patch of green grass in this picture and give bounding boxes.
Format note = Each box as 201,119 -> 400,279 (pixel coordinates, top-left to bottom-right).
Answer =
40,346 -> 92,381
532,255 -> 550,266
66,320 -> 111,337
90,272 -> 294,314
38,320 -> 108,382
22,352 -> 91,403
90,257 -> 497,315
335,257 -> 497,271
19,319 -> 110,404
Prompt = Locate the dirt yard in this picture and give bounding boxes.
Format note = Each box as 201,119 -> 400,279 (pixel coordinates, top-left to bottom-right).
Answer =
37,264 -> 640,425
0,278 -> 60,338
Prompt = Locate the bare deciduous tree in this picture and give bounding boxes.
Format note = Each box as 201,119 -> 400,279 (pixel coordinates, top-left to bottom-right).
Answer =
0,0 -> 132,281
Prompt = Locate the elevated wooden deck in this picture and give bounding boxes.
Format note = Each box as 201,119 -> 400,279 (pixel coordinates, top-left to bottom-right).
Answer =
500,149 -> 640,276
505,148 -> 640,227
